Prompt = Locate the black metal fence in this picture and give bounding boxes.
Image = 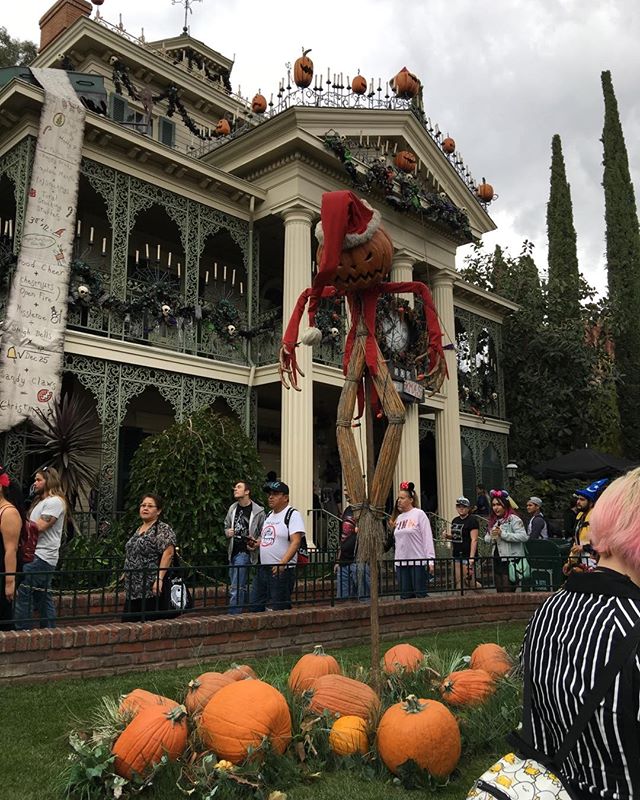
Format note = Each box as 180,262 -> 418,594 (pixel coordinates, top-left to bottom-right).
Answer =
1,550 -> 574,629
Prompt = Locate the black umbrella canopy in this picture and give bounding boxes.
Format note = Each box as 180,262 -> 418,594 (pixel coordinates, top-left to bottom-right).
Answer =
531,447 -> 638,481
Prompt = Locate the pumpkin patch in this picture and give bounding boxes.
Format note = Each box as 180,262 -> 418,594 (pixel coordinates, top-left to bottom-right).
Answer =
288,644 -> 341,693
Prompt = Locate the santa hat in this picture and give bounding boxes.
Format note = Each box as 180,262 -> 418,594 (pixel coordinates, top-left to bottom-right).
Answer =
313,191 -> 381,292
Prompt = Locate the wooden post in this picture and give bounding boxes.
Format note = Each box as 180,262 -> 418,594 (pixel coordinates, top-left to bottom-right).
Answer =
365,373 -> 381,694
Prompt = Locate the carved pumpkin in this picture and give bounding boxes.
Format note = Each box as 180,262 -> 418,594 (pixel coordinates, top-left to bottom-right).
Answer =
394,150 -> 417,173
470,643 -> 511,678
329,715 -> 369,756
199,679 -> 292,764
251,93 -> 267,114
289,644 -> 341,693
224,663 -> 257,681
376,695 -> 461,779
309,674 -> 380,721
390,66 -> 420,99
351,74 -> 367,95
476,180 -> 495,203
439,668 -> 495,706
442,137 -> 456,154
119,689 -> 176,718
294,48 -> 314,88
215,118 -> 231,136
383,643 -> 424,675
112,704 -> 188,779
184,672 -> 235,716
316,227 -> 393,292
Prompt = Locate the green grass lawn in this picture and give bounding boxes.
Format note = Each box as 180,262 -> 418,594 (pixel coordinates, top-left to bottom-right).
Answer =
0,621 -> 527,800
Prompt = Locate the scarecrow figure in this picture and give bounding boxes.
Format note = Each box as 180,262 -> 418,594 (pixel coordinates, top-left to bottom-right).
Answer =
279,190 -> 447,569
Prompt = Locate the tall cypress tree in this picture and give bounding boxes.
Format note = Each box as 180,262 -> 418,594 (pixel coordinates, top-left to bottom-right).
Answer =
546,134 -> 581,324
601,70 -> 640,457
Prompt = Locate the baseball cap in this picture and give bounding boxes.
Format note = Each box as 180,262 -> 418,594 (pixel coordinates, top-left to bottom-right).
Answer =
264,479 -> 290,495
456,496 -> 470,507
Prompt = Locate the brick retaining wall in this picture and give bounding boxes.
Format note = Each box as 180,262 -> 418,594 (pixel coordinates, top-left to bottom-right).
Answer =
0,592 -> 548,684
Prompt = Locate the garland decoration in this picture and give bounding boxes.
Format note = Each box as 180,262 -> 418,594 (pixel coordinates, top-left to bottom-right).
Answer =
323,131 -> 473,242
67,260 -> 279,342
170,47 -> 233,93
375,294 -> 435,384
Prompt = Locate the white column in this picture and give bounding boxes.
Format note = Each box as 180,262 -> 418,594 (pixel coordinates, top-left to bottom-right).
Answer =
391,253 -> 421,500
280,207 -> 315,539
431,270 -> 463,519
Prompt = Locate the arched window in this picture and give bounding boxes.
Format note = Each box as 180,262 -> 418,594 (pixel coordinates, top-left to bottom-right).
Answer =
482,444 -> 503,493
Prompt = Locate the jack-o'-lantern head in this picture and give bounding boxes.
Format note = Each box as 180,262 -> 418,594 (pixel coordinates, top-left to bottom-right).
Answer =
215,118 -> 231,136
313,191 -> 392,294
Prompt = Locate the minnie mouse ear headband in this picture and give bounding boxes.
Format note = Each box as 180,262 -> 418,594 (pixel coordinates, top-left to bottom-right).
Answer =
490,488 -> 519,510
0,465 -> 10,488
399,481 -> 415,493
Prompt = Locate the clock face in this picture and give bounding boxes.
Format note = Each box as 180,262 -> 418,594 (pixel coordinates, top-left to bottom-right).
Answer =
380,312 -> 410,354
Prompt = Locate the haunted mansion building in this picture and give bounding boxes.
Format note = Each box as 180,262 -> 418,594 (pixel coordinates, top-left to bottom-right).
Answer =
0,0 -> 515,542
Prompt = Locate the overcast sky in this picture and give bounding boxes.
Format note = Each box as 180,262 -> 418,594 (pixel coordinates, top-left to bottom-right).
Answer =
8,0 -> 640,294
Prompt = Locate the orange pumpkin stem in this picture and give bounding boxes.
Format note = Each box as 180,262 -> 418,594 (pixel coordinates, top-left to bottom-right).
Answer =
402,694 -> 426,714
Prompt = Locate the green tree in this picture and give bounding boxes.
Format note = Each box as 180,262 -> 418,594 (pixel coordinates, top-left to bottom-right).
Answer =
601,70 -> 640,457
124,408 -> 266,563
0,27 -> 37,67
490,244 -> 508,295
546,134 -> 581,324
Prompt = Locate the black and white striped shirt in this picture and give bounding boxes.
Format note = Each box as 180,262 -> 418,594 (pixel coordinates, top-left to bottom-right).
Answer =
522,568 -> 640,798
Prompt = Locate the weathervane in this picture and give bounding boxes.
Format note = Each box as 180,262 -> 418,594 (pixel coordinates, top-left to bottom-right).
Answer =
171,0 -> 203,35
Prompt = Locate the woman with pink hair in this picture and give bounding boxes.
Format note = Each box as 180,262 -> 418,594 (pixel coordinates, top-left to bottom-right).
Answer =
513,468 -> 640,798
484,489 -> 528,592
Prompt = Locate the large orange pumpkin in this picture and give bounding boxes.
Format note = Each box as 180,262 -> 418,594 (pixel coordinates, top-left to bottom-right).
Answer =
442,137 -> 456,154
112,704 -> 188,779
470,643 -> 511,678
377,695 -> 461,779
119,689 -> 176,718
329,715 -> 369,756
251,93 -> 267,114
316,227 -> 393,292
439,669 -> 495,706
351,74 -> 367,95
184,671 -> 235,716
394,150 -> 417,173
289,644 -> 341,693
224,663 -> 257,681
214,118 -> 231,136
475,180 -> 495,203
383,643 -> 424,675
294,48 -> 314,88
309,674 -> 380,722
199,679 -> 292,764
390,67 -> 420,99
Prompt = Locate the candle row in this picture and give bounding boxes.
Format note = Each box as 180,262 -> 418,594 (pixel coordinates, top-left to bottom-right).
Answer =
1,218 -> 14,238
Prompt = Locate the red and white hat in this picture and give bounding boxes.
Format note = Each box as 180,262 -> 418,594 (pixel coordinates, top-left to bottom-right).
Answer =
313,190 -> 381,292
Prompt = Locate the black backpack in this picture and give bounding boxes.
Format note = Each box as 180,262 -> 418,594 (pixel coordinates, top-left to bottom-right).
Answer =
265,506 -> 309,566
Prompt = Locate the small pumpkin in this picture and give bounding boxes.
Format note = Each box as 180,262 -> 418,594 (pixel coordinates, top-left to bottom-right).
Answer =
470,643 -> 511,678
309,674 -> 380,722
442,137 -> 456,154
224,663 -> 257,681
119,689 -> 175,718
383,643 -> 424,675
475,179 -> 495,203
199,679 -> 292,764
439,668 -> 495,706
329,715 -> 369,756
394,150 -> 417,173
376,695 -> 461,779
294,48 -> 314,88
289,644 -> 341,693
112,704 -> 188,779
251,93 -> 267,114
215,118 -> 231,136
351,74 -> 367,95
184,671 -> 235,716
316,227 -> 394,292
390,66 -> 420,99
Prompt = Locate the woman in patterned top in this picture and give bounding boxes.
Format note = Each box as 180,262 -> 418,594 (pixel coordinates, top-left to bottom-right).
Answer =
121,493 -> 176,622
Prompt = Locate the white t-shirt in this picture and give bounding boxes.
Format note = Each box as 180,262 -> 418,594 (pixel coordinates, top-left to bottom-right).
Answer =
31,495 -> 66,567
259,506 -> 305,566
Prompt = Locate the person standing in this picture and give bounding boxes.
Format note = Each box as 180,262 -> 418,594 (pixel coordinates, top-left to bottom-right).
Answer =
224,481 -> 264,614
475,484 -> 491,517
525,496 -> 548,540
485,489 -> 528,593
392,481 -> 435,599
250,480 -> 304,611
14,467 -> 67,630
446,496 -> 481,590
0,465 -> 22,631
573,479 -> 609,563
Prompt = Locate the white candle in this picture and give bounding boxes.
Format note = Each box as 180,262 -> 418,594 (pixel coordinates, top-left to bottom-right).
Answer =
89,226 -> 94,244
240,281 -> 243,295
167,251 -> 172,267
145,243 -> 149,259
205,270 -> 209,284
156,244 -> 161,260
135,250 -> 139,264
214,262 -> 218,280
223,264 -> 227,281
177,262 -> 181,278
327,67 -> 330,82
8,219 -> 12,237
76,220 -> 81,236
101,237 -> 107,255
232,268 -> 236,286
3,221 -> 7,235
